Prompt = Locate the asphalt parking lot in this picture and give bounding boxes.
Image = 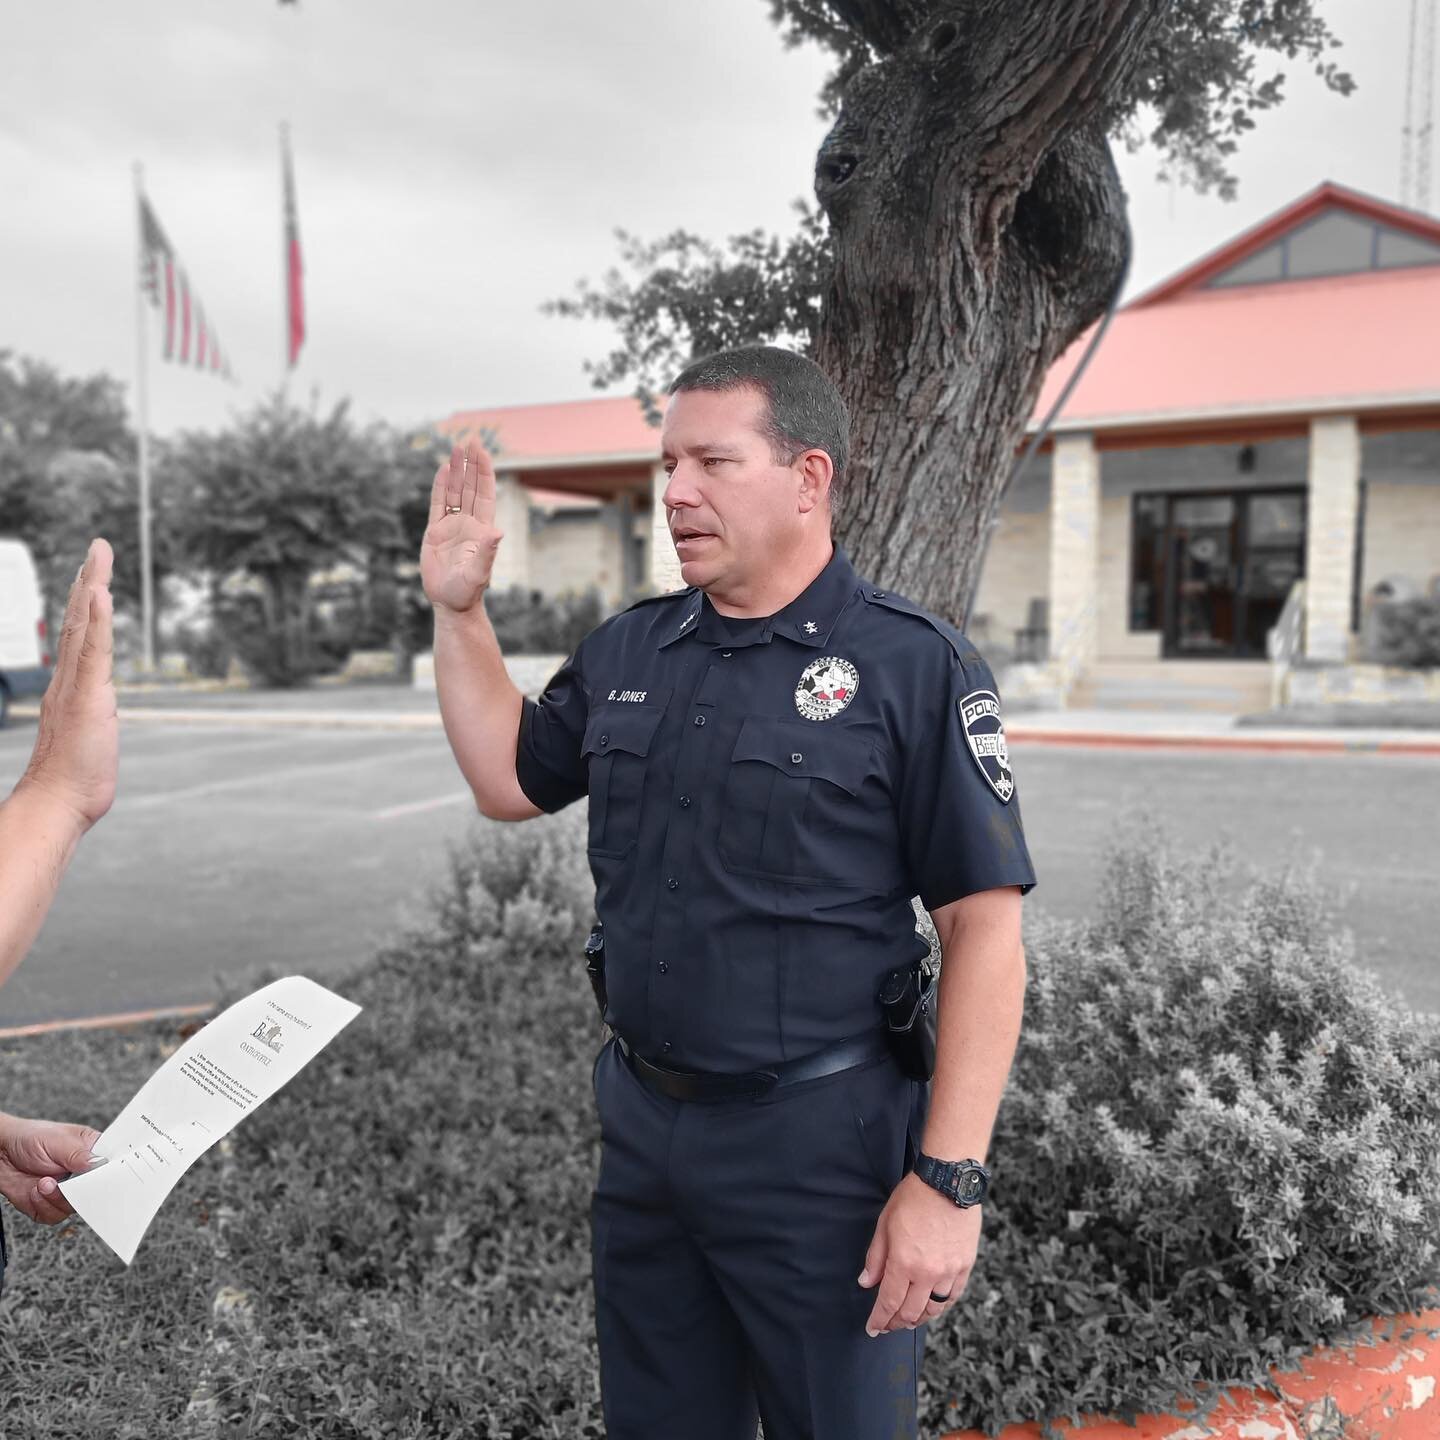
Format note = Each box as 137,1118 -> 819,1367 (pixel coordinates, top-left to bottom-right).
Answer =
1,707 -> 1437,1027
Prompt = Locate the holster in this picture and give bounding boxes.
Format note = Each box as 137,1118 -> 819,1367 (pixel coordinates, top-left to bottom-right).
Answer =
876,956 -> 938,1083
583,921 -> 609,1029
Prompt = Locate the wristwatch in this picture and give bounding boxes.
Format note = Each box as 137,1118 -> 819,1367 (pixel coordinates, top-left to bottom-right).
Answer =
913,1152 -> 990,1207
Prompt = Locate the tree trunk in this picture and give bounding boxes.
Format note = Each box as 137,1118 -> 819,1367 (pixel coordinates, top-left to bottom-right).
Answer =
815,0 -> 1166,627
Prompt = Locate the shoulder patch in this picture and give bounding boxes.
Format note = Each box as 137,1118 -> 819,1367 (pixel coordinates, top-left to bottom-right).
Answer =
860,587 -> 975,669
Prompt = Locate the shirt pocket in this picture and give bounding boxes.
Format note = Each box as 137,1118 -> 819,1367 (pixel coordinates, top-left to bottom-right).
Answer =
582,704 -> 665,859
717,715 -> 878,885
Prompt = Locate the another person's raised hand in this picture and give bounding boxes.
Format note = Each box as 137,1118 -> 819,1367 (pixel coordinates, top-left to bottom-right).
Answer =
420,438 -> 503,615
0,1112 -> 102,1224
18,538 -> 117,832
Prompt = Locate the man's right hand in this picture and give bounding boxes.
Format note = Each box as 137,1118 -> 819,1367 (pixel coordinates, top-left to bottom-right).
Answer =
420,437 -> 504,615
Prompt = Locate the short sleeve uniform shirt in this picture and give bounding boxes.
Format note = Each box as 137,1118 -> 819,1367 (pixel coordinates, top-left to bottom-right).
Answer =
515,542 -> 1037,1071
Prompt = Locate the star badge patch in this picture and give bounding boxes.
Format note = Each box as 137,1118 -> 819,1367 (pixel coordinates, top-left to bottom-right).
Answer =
959,690 -> 1014,803
795,656 -> 859,721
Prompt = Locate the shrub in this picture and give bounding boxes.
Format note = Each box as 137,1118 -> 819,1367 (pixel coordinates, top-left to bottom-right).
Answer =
484,584 -> 608,656
1371,596 -> 1440,668
8,816 -> 1436,1437
926,824 -> 1440,1437
202,808 -> 606,1436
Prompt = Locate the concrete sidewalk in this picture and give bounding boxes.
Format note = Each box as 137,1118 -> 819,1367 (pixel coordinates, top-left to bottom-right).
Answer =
12,682 -> 1437,755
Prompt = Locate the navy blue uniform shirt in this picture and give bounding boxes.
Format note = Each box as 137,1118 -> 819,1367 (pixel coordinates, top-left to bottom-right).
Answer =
515,541 -> 1037,1071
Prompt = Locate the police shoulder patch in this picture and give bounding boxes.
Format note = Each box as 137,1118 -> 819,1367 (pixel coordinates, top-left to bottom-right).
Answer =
958,689 -> 1014,804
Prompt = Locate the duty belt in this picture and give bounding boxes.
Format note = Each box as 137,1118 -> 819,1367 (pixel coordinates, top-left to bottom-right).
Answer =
614,1029 -> 892,1103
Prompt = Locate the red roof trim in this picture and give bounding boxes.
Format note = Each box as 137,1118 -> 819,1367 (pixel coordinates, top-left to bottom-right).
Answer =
1123,180 -> 1440,311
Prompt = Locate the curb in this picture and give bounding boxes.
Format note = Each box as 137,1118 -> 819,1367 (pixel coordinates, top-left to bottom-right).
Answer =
1007,728 -> 1440,757
940,1308 -> 1440,1440
0,1002 -> 217,1041
12,701 -> 1439,755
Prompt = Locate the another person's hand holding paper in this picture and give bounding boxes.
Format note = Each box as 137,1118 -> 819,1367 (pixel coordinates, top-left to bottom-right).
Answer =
0,1114 -> 104,1224
0,539 -> 115,1283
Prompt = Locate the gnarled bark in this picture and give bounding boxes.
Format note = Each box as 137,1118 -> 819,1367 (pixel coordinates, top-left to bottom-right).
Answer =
814,0 -> 1164,624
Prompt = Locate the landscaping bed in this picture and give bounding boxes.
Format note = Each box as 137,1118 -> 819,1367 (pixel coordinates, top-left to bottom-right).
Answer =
3,810 -> 1438,1438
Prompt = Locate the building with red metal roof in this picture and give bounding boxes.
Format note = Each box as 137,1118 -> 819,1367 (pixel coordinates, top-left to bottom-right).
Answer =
439,181 -> 1440,708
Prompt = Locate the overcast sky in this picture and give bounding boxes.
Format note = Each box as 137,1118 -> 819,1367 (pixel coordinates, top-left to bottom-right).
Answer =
0,0 -> 1415,438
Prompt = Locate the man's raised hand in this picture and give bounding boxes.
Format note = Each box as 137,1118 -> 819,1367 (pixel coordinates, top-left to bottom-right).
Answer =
18,537 -> 118,832
420,438 -> 503,615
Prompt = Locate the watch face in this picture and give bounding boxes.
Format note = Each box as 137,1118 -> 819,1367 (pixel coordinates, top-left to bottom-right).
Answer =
958,1169 -> 984,1203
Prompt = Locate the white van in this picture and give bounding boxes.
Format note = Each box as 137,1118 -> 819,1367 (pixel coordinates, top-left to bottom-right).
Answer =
0,537 -> 52,727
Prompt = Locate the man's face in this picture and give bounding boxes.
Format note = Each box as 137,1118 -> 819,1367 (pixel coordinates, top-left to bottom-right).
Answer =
659,386 -> 812,592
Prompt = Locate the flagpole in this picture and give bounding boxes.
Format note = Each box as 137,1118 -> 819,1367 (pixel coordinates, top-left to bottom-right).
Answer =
133,161 -> 156,672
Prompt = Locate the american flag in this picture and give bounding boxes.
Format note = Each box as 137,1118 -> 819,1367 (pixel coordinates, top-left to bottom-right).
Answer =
139,195 -> 232,379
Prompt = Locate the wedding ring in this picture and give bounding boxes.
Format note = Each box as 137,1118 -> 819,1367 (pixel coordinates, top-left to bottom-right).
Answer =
445,505 -> 463,515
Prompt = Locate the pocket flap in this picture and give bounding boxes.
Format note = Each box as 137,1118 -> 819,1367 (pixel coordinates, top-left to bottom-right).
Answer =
583,705 -> 665,760
730,715 -> 872,795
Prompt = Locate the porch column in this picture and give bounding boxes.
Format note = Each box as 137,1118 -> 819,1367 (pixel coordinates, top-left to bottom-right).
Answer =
648,462 -> 685,593
1047,432 -> 1101,695
598,492 -> 635,608
1303,414 -> 1361,662
489,471 -> 531,591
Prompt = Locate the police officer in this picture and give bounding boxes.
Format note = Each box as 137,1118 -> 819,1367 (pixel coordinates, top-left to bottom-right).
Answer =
424,347 -> 1036,1440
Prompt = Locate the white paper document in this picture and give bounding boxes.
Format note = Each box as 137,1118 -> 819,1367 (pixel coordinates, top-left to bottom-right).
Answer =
59,975 -> 361,1265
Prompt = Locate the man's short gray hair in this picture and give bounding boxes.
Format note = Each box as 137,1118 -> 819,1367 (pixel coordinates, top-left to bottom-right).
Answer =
667,346 -> 849,494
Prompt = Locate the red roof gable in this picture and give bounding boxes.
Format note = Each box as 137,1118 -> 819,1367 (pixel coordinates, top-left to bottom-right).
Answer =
439,393 -> 664,464
439,183 -> 1440,459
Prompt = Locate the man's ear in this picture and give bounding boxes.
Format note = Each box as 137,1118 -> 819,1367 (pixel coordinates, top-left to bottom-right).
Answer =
796,448 -> 833,515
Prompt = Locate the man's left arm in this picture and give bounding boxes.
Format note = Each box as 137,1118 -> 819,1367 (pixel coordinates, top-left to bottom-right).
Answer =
858,885 -> 1026,1337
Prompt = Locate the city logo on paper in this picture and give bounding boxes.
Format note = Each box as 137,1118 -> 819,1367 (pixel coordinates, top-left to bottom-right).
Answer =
251,1019 -> 285,1053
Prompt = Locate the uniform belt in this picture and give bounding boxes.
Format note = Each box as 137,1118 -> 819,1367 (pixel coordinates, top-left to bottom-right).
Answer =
614,1029 -> 892,1103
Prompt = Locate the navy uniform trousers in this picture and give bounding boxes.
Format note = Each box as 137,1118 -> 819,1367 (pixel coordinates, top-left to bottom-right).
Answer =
590,1033 -> 932,1440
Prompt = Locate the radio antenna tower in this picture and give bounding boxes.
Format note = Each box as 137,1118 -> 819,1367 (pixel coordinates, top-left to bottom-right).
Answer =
1402,0 -> 1437,212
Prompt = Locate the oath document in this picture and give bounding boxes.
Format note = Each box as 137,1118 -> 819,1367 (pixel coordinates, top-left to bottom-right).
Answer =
59,975 -> 361,1265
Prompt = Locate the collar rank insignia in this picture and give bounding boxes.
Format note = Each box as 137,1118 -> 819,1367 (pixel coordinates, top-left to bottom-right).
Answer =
795,655 -> 859,721
959,690 -> 1014,803
803,620 -> 818,634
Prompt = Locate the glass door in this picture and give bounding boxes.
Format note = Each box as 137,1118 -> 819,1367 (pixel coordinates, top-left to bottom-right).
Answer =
1164,495 -> 1238,656
1236,492 -> 1306,658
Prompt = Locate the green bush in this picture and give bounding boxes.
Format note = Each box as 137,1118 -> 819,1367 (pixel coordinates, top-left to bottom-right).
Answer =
1372,596 -> 1440,668
484,584 -> 608,656
0,1024 -> 222,1438
926,826 -> 1440,1436
7,817 -> 1437,1437
202,809 -> 605,1436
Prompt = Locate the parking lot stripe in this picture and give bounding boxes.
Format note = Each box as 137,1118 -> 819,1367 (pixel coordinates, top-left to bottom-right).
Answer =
124,743 -> 446,810
371,790 -> 475,821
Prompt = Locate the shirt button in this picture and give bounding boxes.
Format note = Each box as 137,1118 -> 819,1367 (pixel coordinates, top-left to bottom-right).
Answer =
721,651 -> 732,658
679,795 -> 691,808
662,1041 -> 673,1053
693,714 -> 706,727
790,752 -> 803,764
599,734 -> 609,747
658,961 -> 669,973
666,877 -> 679,889
872,590 -> 886,598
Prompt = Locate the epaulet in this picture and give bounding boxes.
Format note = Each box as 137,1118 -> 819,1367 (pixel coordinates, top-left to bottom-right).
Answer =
620,586 -> 695,614
860,586 -> 975,669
